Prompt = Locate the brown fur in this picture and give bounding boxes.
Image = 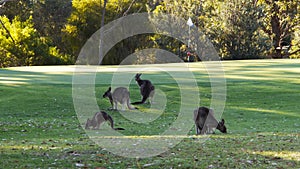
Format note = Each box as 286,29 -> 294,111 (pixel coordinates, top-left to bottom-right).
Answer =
85,111 -> 124,130
103,87 -> 136,110
132,73 -> 155,104
193,107 -> 227,135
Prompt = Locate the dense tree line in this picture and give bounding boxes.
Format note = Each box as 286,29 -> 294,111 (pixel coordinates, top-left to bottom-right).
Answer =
0,0 -> 299,67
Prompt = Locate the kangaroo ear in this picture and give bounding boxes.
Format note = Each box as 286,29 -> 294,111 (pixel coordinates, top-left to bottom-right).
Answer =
108,87 -> 111,91
221,119 -> 225,124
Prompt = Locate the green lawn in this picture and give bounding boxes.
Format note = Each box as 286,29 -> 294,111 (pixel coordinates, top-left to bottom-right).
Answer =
0,59 -> 299,168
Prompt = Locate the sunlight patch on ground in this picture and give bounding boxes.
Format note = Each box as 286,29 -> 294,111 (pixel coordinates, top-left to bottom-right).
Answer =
5,62 -> 213,73
224,70 -> 300,81
0,77 -> 28,84
1,59 -> 299,85
221,59 -> 300,82
238,107 -> 299,117
0,145 -> 62,151
250,150 -> 300,161
87,135 -> 207,139
7,66 -> 76,74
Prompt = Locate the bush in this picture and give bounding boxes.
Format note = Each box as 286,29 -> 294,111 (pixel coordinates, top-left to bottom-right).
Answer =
0,15 -> 72,67
289,29 -> 300,59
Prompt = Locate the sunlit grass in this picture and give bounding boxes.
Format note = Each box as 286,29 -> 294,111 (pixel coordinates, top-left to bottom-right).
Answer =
0,59 -> 299,168
251,150 -> 300,161
238,107 -> 300,117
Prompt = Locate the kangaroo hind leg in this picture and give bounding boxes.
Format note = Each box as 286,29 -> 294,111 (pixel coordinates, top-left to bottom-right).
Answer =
148,90 -> 155,104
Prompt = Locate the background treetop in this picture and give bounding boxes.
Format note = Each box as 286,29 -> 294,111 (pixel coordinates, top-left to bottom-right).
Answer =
0,0 -> 299,67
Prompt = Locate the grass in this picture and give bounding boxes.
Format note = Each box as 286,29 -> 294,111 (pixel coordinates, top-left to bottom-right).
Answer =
0,59 -> 299,168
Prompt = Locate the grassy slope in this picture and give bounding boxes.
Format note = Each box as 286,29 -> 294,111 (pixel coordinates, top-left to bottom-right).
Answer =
0,60 -> 299,168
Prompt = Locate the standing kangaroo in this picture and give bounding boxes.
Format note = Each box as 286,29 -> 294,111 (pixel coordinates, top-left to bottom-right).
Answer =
193,106 -> 227,135
131,73 -> 155,105
85,111 -> 124,130
103,87 -> 136,110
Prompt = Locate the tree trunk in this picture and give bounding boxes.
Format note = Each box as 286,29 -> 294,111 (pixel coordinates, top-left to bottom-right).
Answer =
270,2 -> 282,59
99,0 -> 107,64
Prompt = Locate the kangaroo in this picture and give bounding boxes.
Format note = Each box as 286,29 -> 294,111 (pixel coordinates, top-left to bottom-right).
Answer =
103,87 -> 136,110
131,73 -> 155,105
193,106 -> 227,135
85,111 -> 124,130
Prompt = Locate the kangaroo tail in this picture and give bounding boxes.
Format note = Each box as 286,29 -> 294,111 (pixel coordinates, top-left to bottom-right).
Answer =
113,127 -> 125,130
106,114 -> 124,130
131,95 -> 148,105
131,101 -> 141,105
106,114 -> 114,129
131,101 -> 145,105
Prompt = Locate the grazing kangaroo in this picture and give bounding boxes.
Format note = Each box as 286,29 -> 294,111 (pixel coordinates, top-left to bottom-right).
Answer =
103,87 -> 136,110
193,106 -> 227,135
131,73 -> 155,105
85,111 -> 124,130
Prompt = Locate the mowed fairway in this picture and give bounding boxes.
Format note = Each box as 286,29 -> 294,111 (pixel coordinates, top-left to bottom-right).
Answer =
0,59 -> 299,168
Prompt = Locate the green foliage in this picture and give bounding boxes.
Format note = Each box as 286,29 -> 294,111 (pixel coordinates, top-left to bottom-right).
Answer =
0,0 -> 33,21
62,0 -> 102,57
290,28 -> 300,58
258,0 -> 300,58
216,0 -> 269,59
31,0 -> 72,54
66,0 -> 300,61
0,15 -> 35,67
62,0 -> 147,61
151,0 -> 271,60
1,0 -> 300,67
0,15 -> 72,67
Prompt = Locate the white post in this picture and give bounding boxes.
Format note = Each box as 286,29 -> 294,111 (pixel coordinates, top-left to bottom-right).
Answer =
186,17 -> 193,64
187,17 -> 193,48
188,25 -> 191,48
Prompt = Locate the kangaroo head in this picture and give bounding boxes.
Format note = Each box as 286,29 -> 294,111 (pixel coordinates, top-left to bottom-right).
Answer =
103,87 -> 112,98
85,118 -> 91,129
135,73 -> 142,81
217,119 -> 227,133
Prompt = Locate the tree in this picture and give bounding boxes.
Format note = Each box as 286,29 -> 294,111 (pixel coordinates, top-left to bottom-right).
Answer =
150,0 -> 268,60
0,0 -> 72,67
259,0 -> 300,58
62,0 -> 102,58
0,0 -> 32,21
0,15 -> 71,67
63,0 -> 147,64
290,27 -> 300,58
149,0 -> 300,60
31,0 -> 72,54
2,0 -> 299,67
148,0 -> 202,61
98,0 -> 107,65
217,0 -> 268,59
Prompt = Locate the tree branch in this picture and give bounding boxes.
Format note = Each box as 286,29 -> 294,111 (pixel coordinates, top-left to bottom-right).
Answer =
0,0 -> 15,7
123,0 -> 136,16
0,18 -> 15,44
261,25 -> 272,36
289,48 -> 300,56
